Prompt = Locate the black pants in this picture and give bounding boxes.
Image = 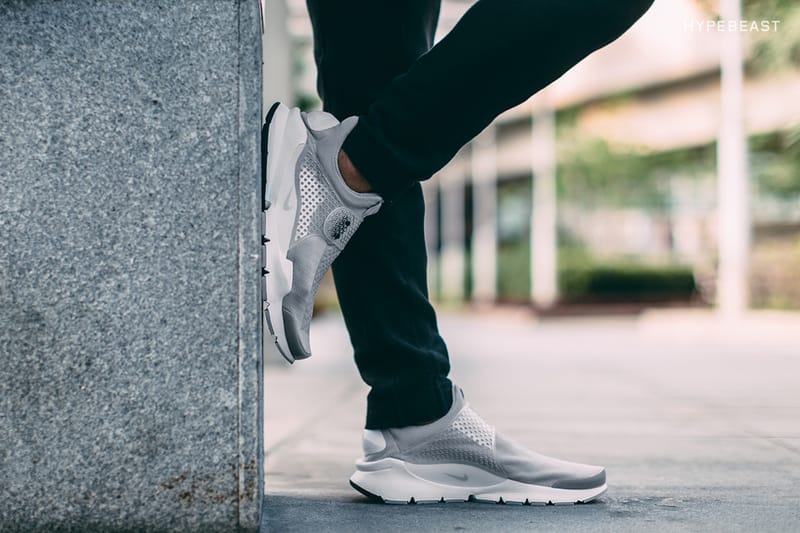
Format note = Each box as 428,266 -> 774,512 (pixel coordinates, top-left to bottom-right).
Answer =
305,0 -> 654,429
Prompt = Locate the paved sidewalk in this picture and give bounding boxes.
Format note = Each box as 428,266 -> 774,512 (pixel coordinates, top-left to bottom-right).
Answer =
261,309 -> 800,532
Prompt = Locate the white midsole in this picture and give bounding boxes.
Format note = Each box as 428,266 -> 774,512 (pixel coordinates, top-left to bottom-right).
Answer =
351,457 -> 607,505
263,103 -> 307,361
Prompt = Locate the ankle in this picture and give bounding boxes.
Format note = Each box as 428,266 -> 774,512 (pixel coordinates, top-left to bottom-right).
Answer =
338,150 -> 373,193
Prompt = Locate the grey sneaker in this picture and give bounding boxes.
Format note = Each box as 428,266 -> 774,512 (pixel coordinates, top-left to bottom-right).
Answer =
350,387 -> 607,505
261,102 -> 382,363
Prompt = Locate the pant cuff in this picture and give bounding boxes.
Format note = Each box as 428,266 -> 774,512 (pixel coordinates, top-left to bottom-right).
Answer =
365,378 -> 454,430
342,118 -> 417,201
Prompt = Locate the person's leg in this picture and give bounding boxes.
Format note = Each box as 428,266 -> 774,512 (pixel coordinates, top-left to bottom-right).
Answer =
305,0 -> 453,429
317,0 -> 654,504
263,0 -> 655,505
342,0 -> 655,198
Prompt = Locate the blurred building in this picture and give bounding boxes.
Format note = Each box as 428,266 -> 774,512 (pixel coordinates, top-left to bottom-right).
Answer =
264,0 -> 800,310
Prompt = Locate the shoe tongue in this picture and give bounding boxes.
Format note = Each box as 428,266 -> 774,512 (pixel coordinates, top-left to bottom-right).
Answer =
312,116 -> 382,210
388,384 -> 467,451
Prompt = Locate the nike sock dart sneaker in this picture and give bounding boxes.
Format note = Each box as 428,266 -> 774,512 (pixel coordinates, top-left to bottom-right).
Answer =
350,387 -> 607,505
261,102 -> 382,363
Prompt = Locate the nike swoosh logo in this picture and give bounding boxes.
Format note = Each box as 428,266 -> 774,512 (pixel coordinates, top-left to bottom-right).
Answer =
445,473 -> 469,482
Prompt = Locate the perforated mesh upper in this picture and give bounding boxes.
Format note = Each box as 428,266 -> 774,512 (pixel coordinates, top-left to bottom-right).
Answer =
452,407 -> 495,449
404,407 -> 506,475
295,153 -> 340,243
291,151 -> 364,331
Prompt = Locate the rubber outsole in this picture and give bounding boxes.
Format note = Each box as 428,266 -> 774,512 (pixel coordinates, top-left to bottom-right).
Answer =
261,101 -> 293,363
350,456 -> 607,506
349,480 -> 604,506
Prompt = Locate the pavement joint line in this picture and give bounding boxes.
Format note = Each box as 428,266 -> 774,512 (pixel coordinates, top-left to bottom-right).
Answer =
569,356 -> 800,450
603,363 -> 800,458
743,432 -> 800,457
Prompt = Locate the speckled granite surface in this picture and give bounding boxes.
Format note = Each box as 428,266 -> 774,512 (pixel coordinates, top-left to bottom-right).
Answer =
0,1 -> 262,530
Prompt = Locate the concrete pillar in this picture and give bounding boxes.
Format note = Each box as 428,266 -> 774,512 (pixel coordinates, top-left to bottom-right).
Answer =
716,0 -> 750,317
530,102 -> 559,308
439,169 -> 467,301
0,2 -> 263,530
470,127 -> 498,302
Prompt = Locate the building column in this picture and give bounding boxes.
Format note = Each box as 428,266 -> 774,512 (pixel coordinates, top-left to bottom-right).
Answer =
439,169 -> 466,302
422,180 -> 440,298
471,127 -> 498,302
717,0 -> 750,317
530,100 -> 559,308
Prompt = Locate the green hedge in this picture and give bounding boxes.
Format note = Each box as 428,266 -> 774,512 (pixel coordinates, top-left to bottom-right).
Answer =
495,244 -> 697,303
559,262 -> 696,303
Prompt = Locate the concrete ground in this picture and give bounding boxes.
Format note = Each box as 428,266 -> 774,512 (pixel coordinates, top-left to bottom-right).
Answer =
261,308 -> 800,532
